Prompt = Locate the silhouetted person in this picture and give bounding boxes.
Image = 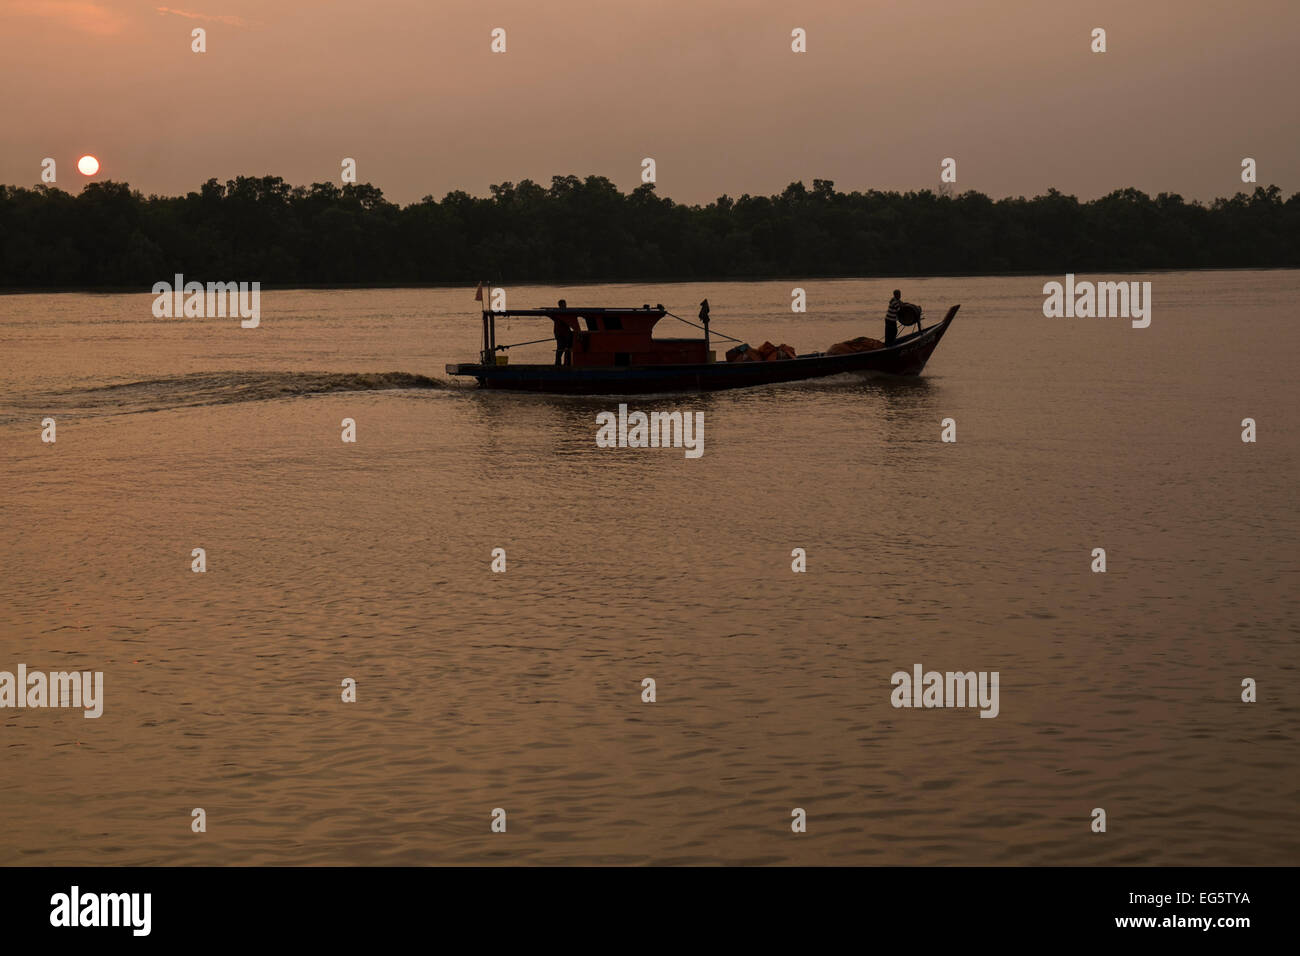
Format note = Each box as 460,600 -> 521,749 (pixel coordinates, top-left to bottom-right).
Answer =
698,298 -> 710,351
885,289 -> 901,345
553,299 -> 574,366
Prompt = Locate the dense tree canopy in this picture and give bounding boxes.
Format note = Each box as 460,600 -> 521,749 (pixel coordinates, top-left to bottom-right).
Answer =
1,175 -> 1295,287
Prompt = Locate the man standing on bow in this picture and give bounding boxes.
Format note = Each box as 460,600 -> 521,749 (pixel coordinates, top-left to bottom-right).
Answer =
885,289 -> 902,345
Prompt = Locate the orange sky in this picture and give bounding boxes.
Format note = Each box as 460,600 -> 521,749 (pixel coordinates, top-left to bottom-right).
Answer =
1,0 -> 1295,204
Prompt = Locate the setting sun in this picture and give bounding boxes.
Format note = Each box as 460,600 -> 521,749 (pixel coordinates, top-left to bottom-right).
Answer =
77,155 -> 99,176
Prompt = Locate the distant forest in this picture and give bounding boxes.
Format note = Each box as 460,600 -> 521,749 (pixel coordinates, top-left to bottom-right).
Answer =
1,175 -> 1296,288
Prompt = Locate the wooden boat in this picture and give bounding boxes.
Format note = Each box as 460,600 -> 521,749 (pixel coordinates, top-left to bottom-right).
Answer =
446,303 -> 959,395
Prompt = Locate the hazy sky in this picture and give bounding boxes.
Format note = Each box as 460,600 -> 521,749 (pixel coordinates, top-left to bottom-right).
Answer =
1,0 -> 1296,205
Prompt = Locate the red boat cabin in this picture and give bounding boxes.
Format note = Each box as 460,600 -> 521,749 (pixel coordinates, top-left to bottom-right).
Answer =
481,306 -> 708,367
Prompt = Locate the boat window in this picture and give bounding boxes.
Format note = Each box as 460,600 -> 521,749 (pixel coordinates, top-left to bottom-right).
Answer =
603,316 -> 623,330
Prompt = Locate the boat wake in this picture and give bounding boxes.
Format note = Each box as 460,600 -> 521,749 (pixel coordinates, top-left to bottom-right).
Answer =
8,371 -> 445,420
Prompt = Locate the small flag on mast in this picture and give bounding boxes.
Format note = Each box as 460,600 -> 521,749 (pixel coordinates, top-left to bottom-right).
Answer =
474,281 -> 483,302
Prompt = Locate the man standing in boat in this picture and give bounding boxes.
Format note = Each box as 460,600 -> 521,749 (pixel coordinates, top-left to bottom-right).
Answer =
885,289 -> 902,345
553,299 -> 574,366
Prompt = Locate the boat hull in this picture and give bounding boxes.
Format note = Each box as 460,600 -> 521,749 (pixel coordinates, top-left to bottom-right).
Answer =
447,305 -> 958,395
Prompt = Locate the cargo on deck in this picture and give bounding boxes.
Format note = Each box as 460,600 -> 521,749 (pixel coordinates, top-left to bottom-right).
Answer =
826,336 -> 885,355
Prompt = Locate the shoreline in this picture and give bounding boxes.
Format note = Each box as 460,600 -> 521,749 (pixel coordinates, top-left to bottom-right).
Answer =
2,264 -> 1296,296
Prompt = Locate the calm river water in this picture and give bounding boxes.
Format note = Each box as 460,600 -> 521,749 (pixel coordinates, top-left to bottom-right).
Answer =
1,271 -> 1296,864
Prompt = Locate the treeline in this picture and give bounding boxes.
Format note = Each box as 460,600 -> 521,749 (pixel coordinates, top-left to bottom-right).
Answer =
1,175 -> 1296,287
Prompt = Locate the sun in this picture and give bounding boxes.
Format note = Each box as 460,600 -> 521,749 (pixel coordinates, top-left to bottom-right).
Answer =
77,155 -> 100,176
